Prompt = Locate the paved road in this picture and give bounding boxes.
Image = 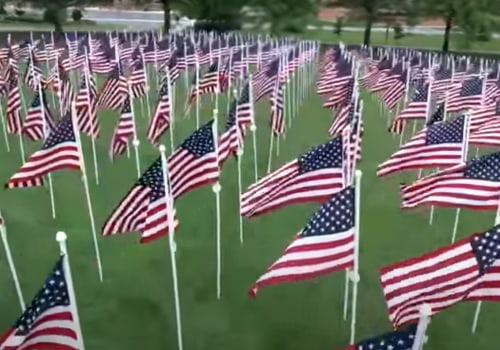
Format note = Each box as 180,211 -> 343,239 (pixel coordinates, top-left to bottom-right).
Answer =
85,8 -> 500,38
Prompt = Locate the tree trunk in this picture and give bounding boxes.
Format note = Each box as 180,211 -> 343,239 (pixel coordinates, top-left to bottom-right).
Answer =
53,19 -> 63,34
442,16 -> 453,52
363,17 -> 373,46
162,0 -> 170,33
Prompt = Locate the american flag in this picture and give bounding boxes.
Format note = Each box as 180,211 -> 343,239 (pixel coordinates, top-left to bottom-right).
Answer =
97,64 -> 128,111
400,151 -> 500,210
240,136 -> 348,218
5,74 -> 22,135
469,114 -> 500,148
468,100 -> 500,132
380,69 -> 407,110
6,115 -> 81,189
252,58 -> 280,102
359,58 -> 391,89
380,225 -> 500,327
147,80 -> 171,146
188,61 -> 221,104
23,55 -> 43,90
22,90 -> 56,141
447,77 -> 484,112
425,102 -> 445,126
338,324 -> 417,350
270,81 -> 285,135
0,256 -> 82,350
168,120 -> 219,199
75,72 -> 99,139
102,156 -> 179,243
329,99 -> 359,136
323,77 -> 354,109
317,59 -> 352,96
249,185 -> 355,297
236,82 -> 254,126
218,100 -> 242,166
129,59 -> 147,98
110,95 -> 135,160
377,115 -> 466,177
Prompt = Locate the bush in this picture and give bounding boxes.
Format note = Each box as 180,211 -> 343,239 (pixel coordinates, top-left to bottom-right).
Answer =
14,8 -> 24,16
333,17 -> 343,36
71,9 -> 83,21
193,17 -> 241,32
282,21 -> 304,34
476,23 -> 491,42
393,23 -> 404,39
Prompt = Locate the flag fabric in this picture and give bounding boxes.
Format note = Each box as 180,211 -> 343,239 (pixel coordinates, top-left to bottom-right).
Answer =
337,324 -> 417,350
447,77 -> 484,112
249,186 -> 355,297
0,256 -> 82,350
102,156 -> 179,243
395,81 -> 429,120
6,116 -> 81,189
22,90 -> 56,141
168,120 -> 219,199
218,101 -> 241,166
146,80 -> 171,146
329,100 -> 358,136
380,225 -> 500,327
96,64 -> 128,111
236,82 -> 254,126
469,115 -> 500,148
5,74 -> 22,135
270,82 -> 285,135
75,73 -> 99,139
110,96 -> 135,160
377,115 -> 467,177
240,136 -> 348,218
400,151 -> 500,210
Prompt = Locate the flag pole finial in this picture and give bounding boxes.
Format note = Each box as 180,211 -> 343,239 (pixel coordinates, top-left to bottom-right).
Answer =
159,144 -> 167,153
56,231 -> 67,243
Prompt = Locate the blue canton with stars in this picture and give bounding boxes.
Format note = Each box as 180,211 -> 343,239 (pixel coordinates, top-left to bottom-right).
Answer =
180,119 -> 215,157
425,114 -> 464,145
412,82 -> 428,102
135,157 -> 166,202
14,256 -> 69,335
463,152 -> 500,182
470,224 -> 500,275
225,100 -> 237,131
41,116 -> 76,150
121,95 -> 132,114
158,80 -> 170,97
459,77 -> 482,97
299,186 -> 355,238
354,323 -> 417,350
297,137 -> 343,173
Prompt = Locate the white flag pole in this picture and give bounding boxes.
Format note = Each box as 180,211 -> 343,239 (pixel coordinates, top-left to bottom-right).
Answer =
248,76 -> 258,182
0,213 -> 25,311
71,103 -> 104,282
30,44 -> 56,219
159,144 -> 184,350
56,231 -> 85,350
127,81 -> 142,178
411,304 -> 432,350
234,88 -> 245,245
211,110 -> 223,299
349,169 -> 362,343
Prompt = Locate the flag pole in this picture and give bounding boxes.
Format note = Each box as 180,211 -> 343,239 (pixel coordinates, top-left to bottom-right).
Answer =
83,46 -> 100,185
411,304 -> 432,350
249,76 -> 259,182
166,67 -> 175,153
349,169 -> 362,344
0,212 -> 25,311
159,144 -> 184,350
211,110 -> 223,299
451,112 -> 470,243
127,81 -> 142,178
0,100 -> 10,152
234,88 -> 245,245
56,231 -> 85,350
71,102 -> 104,282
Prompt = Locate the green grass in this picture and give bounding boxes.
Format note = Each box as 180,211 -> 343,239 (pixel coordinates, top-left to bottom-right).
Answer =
1,54 -> 500,350
0,21 -> 129,31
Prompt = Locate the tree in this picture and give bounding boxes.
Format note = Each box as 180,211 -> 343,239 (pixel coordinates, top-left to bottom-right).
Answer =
160,0 -> 170,32
330,0 -> 416,46
174,0 -> 246,31
423,0 -> 500,51
30,0 -> 88,33
252,0 -> 318,34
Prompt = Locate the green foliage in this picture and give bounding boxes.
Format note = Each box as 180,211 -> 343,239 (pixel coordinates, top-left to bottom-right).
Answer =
72,8 -> 83,21
334,17 -> 344,35
14,8 -> 25,16
251,0 -> 317,35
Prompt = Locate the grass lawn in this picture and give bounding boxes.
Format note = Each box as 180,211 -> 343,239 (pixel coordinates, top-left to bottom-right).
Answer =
0,45 -> 500,350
